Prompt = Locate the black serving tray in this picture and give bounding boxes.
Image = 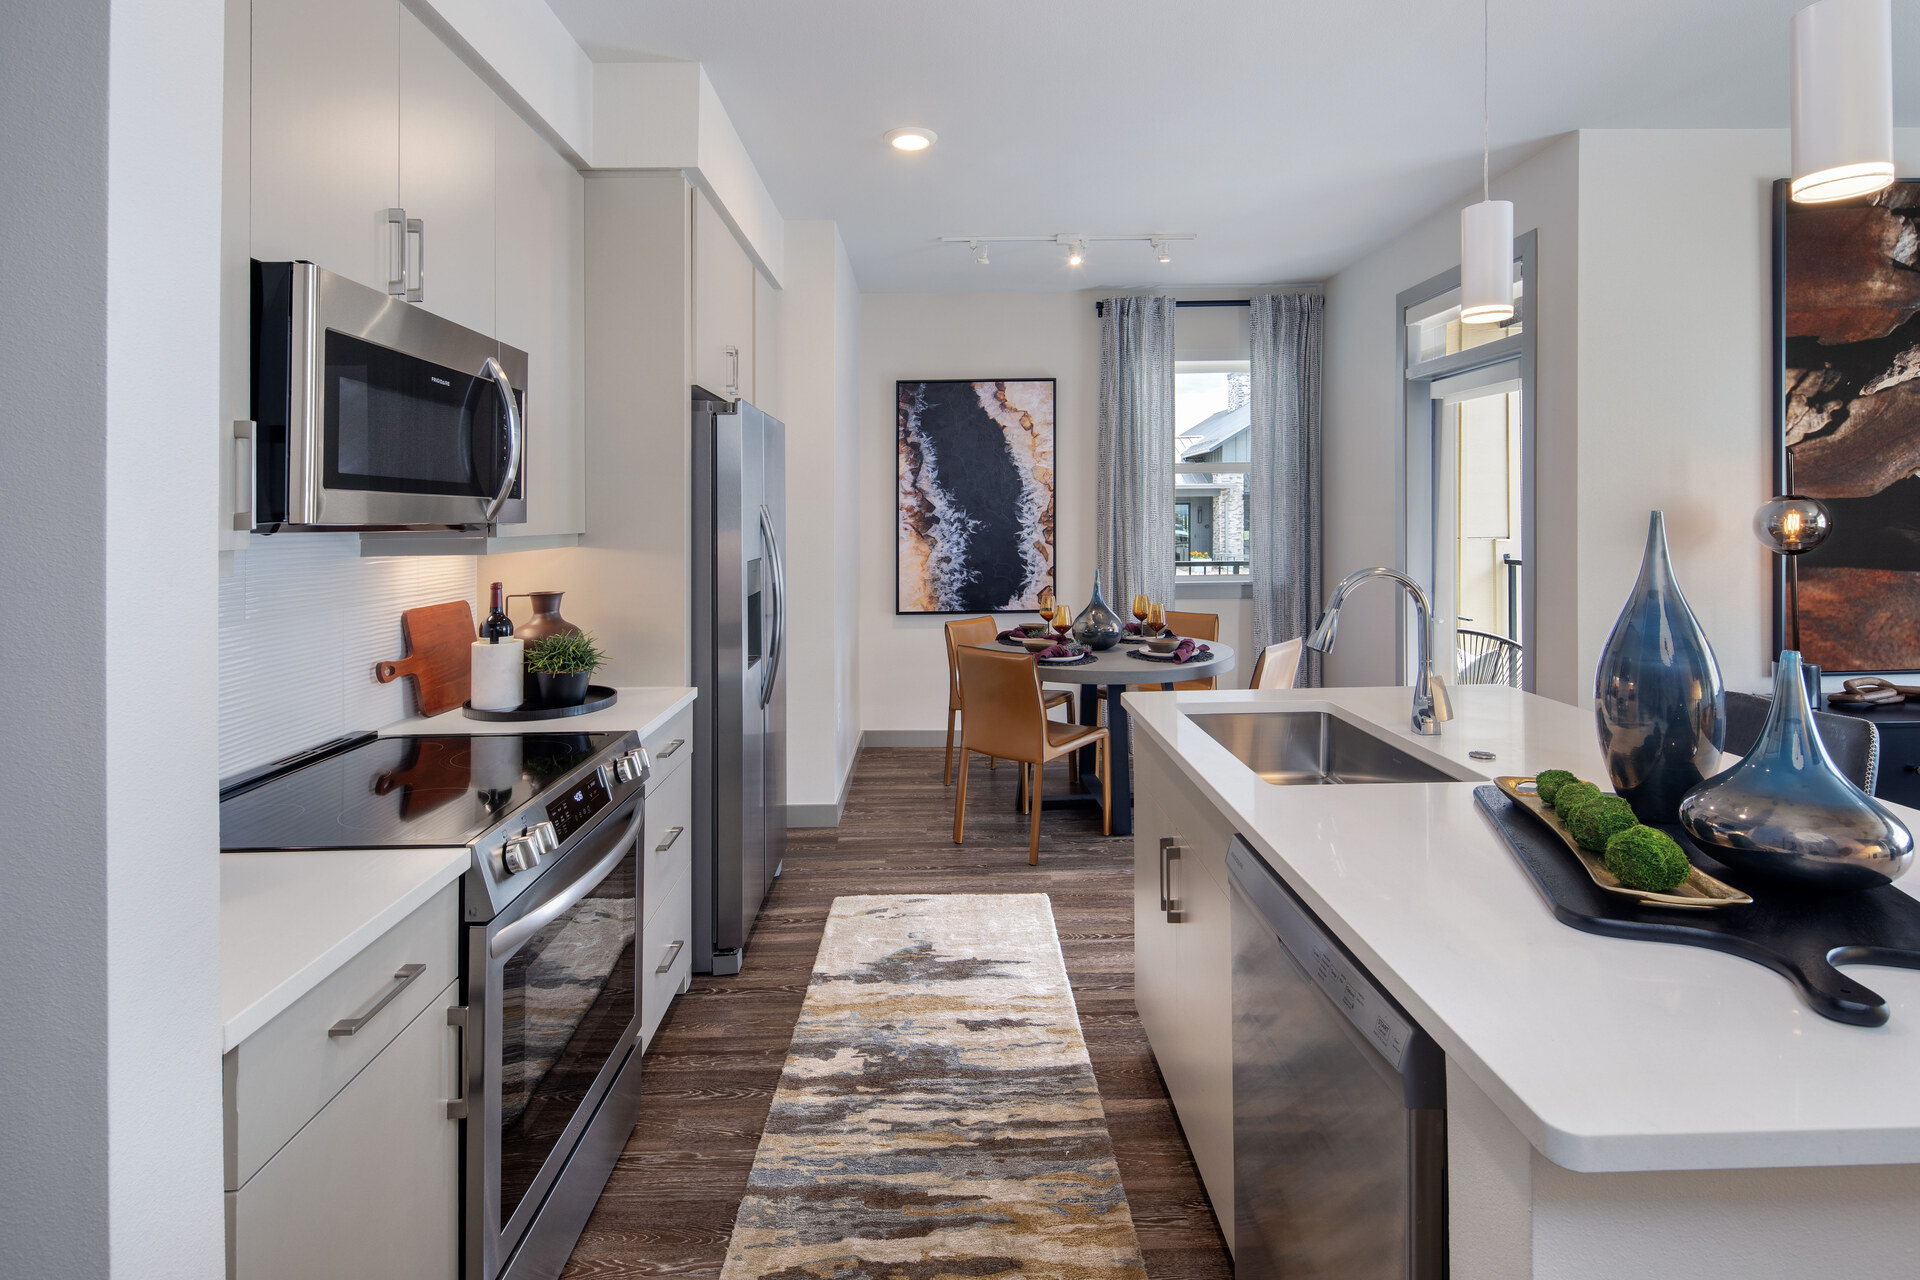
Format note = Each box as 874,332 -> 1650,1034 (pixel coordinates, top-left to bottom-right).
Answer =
1475,784 -> 1920,1027
463,686 -> 618,722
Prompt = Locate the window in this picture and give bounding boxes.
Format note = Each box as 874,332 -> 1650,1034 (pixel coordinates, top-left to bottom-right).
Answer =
1175,361 -> 1251,578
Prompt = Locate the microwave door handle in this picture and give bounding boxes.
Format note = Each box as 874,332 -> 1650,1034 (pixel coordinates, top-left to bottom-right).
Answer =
481,355 -> 521,523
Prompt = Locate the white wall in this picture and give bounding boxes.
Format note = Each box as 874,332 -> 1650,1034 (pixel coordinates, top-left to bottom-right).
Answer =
1323,135 -> 1583,700
219,538 -> 479,776
1575,128 -> 1920,696
858,290 -> 1270,737
780,221 -> 863,818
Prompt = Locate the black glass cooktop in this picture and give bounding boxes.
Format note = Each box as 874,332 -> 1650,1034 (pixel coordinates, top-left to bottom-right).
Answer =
220,733 -> 627,851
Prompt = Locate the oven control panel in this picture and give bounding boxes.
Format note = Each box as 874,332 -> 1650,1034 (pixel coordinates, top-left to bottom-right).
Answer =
545,771 -> 611,843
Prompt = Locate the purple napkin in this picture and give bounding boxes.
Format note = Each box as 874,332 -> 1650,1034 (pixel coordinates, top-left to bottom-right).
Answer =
998,629 -> 1025,643
1125,621 -> 1143,635
1171,639 -> 1212,664
1038,643 -> 1073,659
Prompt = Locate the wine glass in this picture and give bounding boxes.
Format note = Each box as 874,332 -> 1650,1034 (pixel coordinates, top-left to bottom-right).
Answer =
1132,594 -> 1149,629
1146,601 -> 1164,636
1051,603 -> 1073,642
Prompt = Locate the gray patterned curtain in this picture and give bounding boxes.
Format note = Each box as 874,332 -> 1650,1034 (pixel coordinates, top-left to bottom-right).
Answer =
1097,296 -> 1177,612
1249,292 -> 1325,685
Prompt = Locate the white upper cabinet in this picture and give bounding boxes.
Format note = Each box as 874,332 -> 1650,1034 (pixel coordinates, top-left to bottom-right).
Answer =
693,186 -> 755,403
398,7 -> 495,334
250,0 -> 402,291
493,101 -> 586,540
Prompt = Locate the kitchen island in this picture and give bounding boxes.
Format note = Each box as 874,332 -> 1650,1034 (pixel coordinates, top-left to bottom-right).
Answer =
1123,683 -> 1920,1279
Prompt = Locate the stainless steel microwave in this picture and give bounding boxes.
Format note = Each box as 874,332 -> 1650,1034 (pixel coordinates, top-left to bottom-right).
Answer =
248,260 -> 527,531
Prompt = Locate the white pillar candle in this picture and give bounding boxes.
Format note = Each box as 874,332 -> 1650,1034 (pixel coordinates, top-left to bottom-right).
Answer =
470,638 -> 524,712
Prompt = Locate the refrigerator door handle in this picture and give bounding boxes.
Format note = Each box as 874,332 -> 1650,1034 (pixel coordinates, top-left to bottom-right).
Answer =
758,503 -> 785,709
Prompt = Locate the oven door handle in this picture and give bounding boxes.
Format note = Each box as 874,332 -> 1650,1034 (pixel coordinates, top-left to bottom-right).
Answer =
488,796 -> 641,959
481,354 -> 522,523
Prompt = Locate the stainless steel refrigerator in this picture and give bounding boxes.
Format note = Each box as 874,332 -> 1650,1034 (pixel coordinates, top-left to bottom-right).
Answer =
691,389 -> 786,975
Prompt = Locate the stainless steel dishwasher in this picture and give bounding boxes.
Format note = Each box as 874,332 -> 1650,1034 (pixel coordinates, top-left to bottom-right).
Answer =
1227,836 -> 1447,1278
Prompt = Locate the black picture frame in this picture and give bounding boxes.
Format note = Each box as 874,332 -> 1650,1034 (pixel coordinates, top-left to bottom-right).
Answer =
1772,177 -> 1920,675
895,377 -> 1057,616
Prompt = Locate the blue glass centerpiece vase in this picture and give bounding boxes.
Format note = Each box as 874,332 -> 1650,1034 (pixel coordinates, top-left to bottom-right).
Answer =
1594,511 -> 1725,823
1072,573 -> 1125,651
1680,651 -> 1913,890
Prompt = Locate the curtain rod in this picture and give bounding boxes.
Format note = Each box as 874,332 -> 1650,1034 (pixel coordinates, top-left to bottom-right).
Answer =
1092,293 -> 1318,317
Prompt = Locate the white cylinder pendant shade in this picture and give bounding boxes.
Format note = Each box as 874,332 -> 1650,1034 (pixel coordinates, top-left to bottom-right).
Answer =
1460,198 -> 1515,325
1790,0 -> 1894,204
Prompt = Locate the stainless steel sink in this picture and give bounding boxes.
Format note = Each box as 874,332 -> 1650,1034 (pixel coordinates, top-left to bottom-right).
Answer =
1191,711 -> 1468,785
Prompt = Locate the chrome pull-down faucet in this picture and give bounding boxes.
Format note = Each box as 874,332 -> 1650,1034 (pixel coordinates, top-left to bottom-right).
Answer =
1305,567 -> 1454,736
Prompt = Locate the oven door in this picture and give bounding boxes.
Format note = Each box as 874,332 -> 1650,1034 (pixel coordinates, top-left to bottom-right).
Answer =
265,261 -> 528,529
466,793 -> 643,1280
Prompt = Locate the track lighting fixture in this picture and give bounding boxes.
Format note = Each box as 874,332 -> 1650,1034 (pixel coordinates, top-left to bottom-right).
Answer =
936,233 -> 1194,267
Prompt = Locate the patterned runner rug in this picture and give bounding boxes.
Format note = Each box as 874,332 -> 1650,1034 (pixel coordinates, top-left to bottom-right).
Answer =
720,893 -> 1148,1280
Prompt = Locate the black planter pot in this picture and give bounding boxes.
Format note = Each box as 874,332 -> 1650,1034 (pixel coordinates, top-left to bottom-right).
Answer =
533,671 -> 592,708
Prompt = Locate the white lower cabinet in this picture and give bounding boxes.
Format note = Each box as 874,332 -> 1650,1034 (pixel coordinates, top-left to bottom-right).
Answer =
639,705 -> 696,1050
227,977 -> 461,1280
1133,736 -> 1238,1253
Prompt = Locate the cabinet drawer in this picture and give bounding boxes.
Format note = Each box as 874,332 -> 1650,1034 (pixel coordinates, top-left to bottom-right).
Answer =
640,853 -> 693,1051
226,881 -> 458,1190
644,753 -> 693,927
229,978 -> 461,1280
643,703 -> 694,787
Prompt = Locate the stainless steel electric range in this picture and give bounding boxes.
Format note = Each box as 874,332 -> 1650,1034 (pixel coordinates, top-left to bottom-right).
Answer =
220,730 -> 653,1280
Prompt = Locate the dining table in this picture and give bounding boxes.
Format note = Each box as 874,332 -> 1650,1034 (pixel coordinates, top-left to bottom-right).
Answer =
1015,638 -> 1237,837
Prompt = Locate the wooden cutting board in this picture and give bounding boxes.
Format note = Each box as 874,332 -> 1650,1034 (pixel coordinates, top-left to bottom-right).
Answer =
375,601 -> 475,716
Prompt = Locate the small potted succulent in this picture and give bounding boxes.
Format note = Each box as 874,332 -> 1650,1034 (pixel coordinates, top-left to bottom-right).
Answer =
522,630 -> 607,707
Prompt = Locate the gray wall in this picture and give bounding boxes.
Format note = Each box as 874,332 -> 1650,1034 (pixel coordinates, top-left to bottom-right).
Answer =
0,3 -> 112,1272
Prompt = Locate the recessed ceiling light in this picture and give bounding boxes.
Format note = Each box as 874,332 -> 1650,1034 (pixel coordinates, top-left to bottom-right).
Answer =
886,127 -> 937,152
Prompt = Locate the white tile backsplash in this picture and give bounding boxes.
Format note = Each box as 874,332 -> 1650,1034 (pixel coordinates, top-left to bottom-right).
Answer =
219,534 -> 475,778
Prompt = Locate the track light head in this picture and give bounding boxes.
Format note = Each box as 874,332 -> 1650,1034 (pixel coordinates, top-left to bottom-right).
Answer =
970,240 -> 989,266
1152,238 -> 1171,264
1058,235 -> 1085,267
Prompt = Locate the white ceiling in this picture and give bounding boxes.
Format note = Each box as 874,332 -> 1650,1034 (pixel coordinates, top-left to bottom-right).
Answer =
549,0 -> 1920,293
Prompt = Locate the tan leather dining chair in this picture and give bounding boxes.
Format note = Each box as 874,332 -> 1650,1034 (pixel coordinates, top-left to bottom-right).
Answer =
1163,610 -> 1220,692
1249,637 -> 1305,690
953,645 -> 1110,864
944,616 -> 1072,785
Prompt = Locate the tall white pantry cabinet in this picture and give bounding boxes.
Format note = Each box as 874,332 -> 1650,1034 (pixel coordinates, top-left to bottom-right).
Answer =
227,0 -> 586,549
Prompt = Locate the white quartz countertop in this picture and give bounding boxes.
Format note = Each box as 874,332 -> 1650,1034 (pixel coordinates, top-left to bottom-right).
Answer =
222,686 -> 694,1053
221,847 -> 467,1052
1123,683 -> 1920,1174
383,684 -> 696,740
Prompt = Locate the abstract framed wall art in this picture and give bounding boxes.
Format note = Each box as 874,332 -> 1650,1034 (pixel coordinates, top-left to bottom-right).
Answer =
896,378 -> 1056,614
1776,178 -> 1920,672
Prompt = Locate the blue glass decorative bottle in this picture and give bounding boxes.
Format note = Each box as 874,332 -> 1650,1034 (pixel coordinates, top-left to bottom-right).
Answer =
1594,511 -> 1725,823
1680,651 -> 1913,890
1072,572 -> 1125,651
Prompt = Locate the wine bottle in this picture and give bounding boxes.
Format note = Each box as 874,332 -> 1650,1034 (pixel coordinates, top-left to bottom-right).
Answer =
481,581 -> 513,643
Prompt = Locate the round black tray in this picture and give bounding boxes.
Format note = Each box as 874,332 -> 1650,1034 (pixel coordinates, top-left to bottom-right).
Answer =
463,686 -> 618,721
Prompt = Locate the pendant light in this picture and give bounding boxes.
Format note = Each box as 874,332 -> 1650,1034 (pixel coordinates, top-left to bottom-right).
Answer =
1790,0 -> 1894,204
1460,0 -> 1514,325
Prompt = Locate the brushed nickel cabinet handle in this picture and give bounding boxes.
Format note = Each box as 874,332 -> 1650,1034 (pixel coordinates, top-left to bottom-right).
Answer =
1158,837 -> 1174,913
654,825 -> 684,853
657,738 -> 685,759
1165,845 -> 1184,924
446,1005 -> 470,1120
655,940 -> 684,974
386,208 -> 407,296
329,963 -> 426,1037
232,420 -> 255,532
405,217 -> 425,302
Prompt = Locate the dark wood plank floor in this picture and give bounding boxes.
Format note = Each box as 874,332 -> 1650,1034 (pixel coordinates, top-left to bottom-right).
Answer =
561,747 -> 1232,1279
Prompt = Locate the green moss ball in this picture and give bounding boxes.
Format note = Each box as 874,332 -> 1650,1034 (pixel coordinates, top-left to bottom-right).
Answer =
1604,825 -> 1693,892
1569,795 -> 1638,853
1534,769 -> 1579,804
1552,781 -> 1602,822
